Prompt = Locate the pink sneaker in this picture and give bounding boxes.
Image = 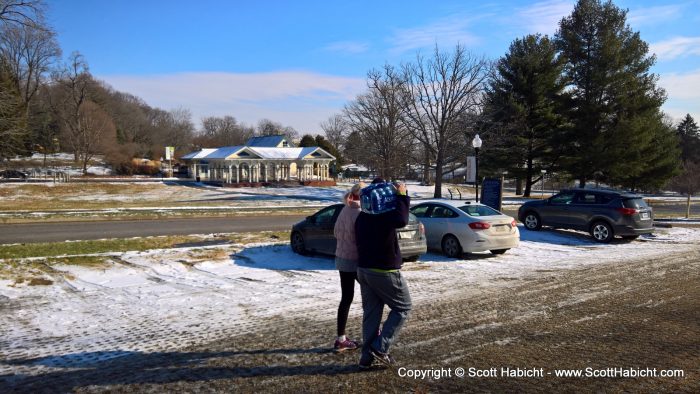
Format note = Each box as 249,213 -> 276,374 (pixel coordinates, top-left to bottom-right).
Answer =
334,338 -> 359,352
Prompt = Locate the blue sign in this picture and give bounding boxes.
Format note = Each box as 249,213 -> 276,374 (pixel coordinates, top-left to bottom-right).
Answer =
480,178 -> 502,211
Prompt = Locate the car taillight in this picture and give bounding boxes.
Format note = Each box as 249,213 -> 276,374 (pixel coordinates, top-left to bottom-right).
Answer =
419,222 -> 425,235
469,222 -> 491,230
510,219 -> 517,228
617,207 -> 638,215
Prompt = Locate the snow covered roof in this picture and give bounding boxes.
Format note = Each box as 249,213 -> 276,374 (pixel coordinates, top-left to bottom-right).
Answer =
247,147 -> 334,160
181,149 -> 217,160
342,164 -> 369,171
246,135 -> 293,147
182,146 -> 334,161
202,146 -> 245,159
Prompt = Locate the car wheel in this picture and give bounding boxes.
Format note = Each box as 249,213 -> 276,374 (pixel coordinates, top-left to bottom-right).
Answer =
490,249 -> 508,255
523,212 -> 542,231
290,231 -> 307,255
403,255 -> 420,262
441,235 -> 463,258
590,221 -> 614,243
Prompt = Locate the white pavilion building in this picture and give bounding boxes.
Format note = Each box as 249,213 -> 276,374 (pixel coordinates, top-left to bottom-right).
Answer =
181,135 -> 336,183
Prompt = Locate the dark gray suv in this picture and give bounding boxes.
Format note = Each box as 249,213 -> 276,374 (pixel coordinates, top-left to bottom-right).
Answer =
518,189 -> 654,243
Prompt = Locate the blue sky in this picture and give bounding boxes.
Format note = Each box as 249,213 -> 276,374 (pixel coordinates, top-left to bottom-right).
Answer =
47,0 -> 700,134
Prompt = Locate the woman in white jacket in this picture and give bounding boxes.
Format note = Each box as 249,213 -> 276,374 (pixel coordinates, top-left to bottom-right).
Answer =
332,182 -> 364,351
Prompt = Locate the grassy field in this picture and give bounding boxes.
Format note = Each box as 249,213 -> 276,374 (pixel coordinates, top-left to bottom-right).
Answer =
0,182 -> 324,222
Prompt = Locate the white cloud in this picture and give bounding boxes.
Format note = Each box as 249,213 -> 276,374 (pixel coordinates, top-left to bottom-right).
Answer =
516,0 -> 574,35
659,69 -> 700,100
659,68 -> 700,122
388,15 -> 481,54
628,4 -> 683,27
650,36 -> 700,61
100,71 -> 366,133
323,41 -> 369,54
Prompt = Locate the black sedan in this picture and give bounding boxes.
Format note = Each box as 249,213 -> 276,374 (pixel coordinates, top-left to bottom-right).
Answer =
290,204 -> 427,261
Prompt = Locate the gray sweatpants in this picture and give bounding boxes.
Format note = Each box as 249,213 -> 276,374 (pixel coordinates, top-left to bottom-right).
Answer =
357,267 -> 412,364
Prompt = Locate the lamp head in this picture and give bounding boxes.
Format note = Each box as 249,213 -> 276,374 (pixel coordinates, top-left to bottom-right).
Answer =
472,134 -> 483,149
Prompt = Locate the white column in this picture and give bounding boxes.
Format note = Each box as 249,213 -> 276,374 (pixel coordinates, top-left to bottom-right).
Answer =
236,165 -> 239,183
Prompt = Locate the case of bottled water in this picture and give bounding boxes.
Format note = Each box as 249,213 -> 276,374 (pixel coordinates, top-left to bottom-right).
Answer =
360,182 -> 398,214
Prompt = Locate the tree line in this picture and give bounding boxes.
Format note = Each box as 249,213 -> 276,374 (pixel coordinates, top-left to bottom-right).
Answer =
322,0 -> 700,198
0,1 -> 300,174
1,0 -> 698,199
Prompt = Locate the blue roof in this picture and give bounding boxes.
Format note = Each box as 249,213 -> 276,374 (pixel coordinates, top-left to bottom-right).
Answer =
245,135 -> 293,147
203,146 -> 245,159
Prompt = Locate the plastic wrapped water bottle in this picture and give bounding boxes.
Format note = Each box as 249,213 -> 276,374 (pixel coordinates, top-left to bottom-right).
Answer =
360,182 -> 398,214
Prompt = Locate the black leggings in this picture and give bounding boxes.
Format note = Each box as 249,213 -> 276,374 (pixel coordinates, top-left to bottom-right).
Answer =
337,270 -> 357,336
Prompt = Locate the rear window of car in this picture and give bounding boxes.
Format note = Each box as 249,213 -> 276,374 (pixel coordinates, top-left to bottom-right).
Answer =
459,205 -> 501,216
622,198 -> 649,209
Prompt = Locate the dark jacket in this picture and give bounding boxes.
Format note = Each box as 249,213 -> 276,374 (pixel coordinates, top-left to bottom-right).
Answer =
355,195 -> 410,270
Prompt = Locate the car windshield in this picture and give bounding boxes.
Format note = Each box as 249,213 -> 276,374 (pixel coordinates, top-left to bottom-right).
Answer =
623,198 -> 649,209
458,205 -> 501,217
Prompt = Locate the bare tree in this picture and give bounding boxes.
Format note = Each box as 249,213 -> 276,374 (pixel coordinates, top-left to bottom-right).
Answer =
320,114 -> 347,150
75,100 -> 115,173
669,161 -> 700,218
256,118 -> 298,142
0,0 -> 45,29
0,59 -> 26,160
344,64 -> 413,179
201,115 -> 253,146
403,44 -> 490,197
49,52 -> 97,167
0,22 -> 61,111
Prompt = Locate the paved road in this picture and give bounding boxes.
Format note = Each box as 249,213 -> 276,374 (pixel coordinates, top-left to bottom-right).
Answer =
0,215 -> 306,244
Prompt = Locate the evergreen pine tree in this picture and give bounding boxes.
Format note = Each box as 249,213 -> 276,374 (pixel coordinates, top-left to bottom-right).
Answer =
483,34 -> 567,196
555,0 -> 675,188
676,114 -> 700,163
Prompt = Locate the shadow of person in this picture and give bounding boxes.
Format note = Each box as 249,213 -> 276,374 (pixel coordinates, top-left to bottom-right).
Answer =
1,348 -> 358,392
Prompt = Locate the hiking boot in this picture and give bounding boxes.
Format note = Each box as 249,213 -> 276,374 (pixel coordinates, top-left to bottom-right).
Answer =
369,347 -> 396,367
334,338 -> 359,352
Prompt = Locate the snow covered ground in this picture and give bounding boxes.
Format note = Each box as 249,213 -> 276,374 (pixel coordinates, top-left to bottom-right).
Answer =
1,225 -> 699,379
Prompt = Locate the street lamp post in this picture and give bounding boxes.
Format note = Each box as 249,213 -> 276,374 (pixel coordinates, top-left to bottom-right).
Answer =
472,134 -> 482,203
541,169 -> 547,199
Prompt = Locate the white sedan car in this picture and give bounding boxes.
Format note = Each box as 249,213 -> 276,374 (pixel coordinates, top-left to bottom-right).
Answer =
409,200 -> 520,257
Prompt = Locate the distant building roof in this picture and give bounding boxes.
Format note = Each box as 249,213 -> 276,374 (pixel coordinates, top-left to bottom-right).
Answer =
181,144 -> 335,162
181,149 -> 217,160
342,164 -> 370,171
202,146 -> 245,159
245,135 -> 294,147
246,147 -> 333,160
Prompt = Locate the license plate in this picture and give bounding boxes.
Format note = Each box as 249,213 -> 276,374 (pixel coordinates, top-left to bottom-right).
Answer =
494,225 -> 506,232
641,212 -> 650,219
399,231 -> 415,239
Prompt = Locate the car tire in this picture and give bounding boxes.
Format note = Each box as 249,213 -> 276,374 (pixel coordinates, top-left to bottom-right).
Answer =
490,249 -> 508,255
590,221 -> 614,243
403,255 -> 420,262
290,231 -> 307,255
523,212 -> 542,231
441,235 -> 462,258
